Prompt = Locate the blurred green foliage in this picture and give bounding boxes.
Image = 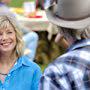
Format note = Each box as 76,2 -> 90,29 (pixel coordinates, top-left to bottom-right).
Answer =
39,64 -> 48,72
9,0 -> 34,7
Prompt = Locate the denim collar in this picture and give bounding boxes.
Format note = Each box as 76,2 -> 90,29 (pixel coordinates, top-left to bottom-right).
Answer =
9,56 -> 31,74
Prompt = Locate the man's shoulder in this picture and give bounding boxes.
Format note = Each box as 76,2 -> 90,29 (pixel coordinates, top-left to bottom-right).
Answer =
43,50 -> 83,76
43,53 -> 69,76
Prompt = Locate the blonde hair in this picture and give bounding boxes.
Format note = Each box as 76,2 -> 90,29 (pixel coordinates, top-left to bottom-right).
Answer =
0,14 -> 24,57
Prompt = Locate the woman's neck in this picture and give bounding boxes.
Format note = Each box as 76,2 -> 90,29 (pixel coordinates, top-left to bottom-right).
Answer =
0,52 -> 17,83
0,51 -> 17,65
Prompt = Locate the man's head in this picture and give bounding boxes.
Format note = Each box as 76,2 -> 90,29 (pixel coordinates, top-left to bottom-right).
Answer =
44,0 -> 90,29
44,0 -> 90,48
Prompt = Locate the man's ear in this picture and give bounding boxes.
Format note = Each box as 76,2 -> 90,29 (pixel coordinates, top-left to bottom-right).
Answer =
55,32 -> 69,49
55,33 -> 63,43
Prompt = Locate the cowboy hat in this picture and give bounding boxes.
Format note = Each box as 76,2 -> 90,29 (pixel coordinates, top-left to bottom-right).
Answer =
44,0 -> 90,29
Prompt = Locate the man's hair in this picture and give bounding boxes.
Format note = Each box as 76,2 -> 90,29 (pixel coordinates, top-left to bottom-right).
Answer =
58,26 -> 90,41
0,14 -> 24,57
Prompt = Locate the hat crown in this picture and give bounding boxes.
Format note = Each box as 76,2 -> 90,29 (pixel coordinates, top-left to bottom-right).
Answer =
55,0 -> 90,20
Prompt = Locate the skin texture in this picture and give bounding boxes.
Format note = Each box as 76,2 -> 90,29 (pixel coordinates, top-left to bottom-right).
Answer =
55,32 -> 70,49
0,21 -> 16,53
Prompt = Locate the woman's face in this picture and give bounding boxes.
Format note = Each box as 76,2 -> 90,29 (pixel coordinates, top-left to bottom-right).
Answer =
0,21 -> 16,53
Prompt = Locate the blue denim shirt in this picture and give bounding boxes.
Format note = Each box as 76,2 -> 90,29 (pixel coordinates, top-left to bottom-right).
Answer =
0,56 -> 42,90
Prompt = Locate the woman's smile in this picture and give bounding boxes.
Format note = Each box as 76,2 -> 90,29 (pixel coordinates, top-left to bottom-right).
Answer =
0,42 -> 11,46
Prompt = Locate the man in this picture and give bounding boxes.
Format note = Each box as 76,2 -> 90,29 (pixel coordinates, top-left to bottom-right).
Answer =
0,0 -> 39,61
39,0 -> 90,90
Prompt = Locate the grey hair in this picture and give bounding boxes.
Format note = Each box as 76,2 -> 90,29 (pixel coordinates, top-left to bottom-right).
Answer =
57,26 -> 90,41
80,26 -> 90,39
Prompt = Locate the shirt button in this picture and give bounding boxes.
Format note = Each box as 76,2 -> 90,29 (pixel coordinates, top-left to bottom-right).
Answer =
8,74 -> 11,76
15,62 -> 17,65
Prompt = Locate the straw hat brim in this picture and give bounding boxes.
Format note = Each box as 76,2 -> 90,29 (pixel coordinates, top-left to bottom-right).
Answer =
46,9 -> 90,29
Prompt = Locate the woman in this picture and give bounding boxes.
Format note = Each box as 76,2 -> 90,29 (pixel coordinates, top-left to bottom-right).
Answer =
0,0 -> 39,61
0,12 -> 42,90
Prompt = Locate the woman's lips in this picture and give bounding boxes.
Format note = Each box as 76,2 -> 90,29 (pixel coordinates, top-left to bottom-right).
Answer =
0,42 -> 11,46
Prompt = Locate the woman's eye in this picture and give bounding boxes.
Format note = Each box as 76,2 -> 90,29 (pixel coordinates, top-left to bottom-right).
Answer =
7,32 -> 13,34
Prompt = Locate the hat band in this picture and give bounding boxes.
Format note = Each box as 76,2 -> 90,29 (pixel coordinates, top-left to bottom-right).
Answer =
55,14 -> 90,21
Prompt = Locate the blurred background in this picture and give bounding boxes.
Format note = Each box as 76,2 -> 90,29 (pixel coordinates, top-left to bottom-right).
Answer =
8,0 -> 64,72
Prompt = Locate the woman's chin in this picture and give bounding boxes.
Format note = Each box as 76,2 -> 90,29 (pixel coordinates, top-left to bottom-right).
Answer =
0,47 -> 15,54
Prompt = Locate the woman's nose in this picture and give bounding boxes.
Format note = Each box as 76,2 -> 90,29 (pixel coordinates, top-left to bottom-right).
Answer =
2,33 -> 8,40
